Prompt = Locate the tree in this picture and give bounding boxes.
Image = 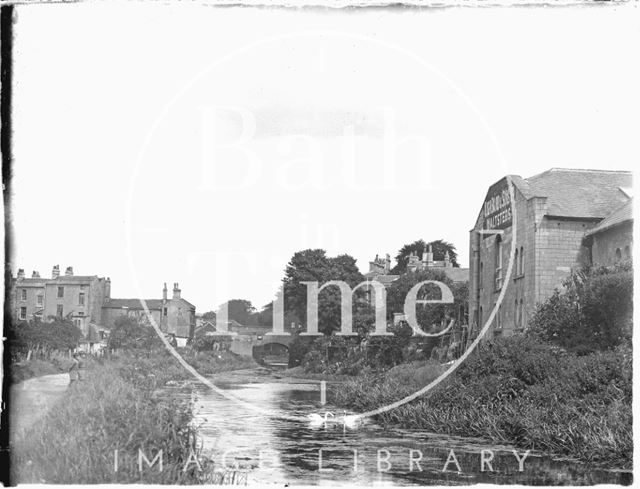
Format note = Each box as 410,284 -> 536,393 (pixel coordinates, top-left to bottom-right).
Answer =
527,262 -> 633,354
392,239 -> 460,274
201,311 -> 217,321
218,299 -> 258,326
386,268 -> 461,334
282,249 -> 365,335
7,318 -> 82,353
107,316 -> 163,351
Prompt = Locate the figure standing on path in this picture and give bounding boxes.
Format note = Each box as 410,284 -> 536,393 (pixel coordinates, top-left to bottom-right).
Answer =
68,353 -> 79,388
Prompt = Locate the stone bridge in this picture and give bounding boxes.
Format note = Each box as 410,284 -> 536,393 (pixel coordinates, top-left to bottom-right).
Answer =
229,334 -> 294,362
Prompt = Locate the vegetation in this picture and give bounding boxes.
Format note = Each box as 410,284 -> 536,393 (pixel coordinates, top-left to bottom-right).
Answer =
11,348 -> 257,484
334,334 -> 632,469
7,319 -> 82,357
528,262 -> 633,354
392,239 -> 460,273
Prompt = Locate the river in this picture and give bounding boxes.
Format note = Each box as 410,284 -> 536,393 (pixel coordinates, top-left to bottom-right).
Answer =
166,368 -> 631,486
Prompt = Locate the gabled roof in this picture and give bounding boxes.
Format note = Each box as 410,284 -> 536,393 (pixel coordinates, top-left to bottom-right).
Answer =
586,199 -> 633,236
523,168 -> 631,219
47,275 -> 100,285
102,298 -> 164,310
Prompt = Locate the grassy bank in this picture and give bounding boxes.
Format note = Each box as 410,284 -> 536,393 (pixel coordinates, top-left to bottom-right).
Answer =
10,356 -> 74,385
11,349 -> 257,484
333,336 -> 632,469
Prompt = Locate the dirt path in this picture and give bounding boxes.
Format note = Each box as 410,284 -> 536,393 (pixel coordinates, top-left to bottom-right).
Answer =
9,373 -> 70,442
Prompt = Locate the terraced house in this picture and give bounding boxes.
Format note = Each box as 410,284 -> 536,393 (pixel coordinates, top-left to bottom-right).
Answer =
469,168 -> 633,338
11,268 -> 196,347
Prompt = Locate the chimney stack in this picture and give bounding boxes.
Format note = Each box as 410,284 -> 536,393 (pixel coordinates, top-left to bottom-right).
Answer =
163,282 -> 168,301
426,244 -> 434,266
52,265 -> 60,279
32,270 -> 40,278
17,268 -> 25,280
65,266 -> 74,276
173,282 -> 181,300
385,253 -> 391,272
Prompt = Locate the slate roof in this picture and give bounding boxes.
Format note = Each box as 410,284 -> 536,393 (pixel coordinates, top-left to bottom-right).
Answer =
516,168 -> 632,219
586,199 -> 633,236
47,275 -> 101,284
102,298 -> 164,310
13,278 -> 47,287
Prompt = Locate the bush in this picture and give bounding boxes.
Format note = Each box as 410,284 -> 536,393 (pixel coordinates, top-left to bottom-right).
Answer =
7,319 -> 82,355
528,262 -> 632,353
107,316 -> 164,351
334,335 -> 632,468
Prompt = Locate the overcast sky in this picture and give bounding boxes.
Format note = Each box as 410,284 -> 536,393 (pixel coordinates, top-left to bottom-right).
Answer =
11,3 -> 638,312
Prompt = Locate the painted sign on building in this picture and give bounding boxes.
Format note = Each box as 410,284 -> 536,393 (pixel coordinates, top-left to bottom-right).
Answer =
482,179 -> 512,233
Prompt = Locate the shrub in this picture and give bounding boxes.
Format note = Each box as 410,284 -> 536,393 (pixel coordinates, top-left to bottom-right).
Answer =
528,263 -> 633,353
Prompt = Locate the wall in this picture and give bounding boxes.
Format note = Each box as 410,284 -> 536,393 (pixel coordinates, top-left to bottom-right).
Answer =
591,222 -> 633,266
13,283 -> 46,321
533,217 -> 598,304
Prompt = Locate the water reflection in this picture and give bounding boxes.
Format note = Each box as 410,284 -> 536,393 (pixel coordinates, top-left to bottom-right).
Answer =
169,370 -> 631,486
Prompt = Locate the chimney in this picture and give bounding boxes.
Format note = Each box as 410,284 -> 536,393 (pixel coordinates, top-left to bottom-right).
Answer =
17,268 -> 25,280
106,277 -> 111,298
426,244 -> 434,266
65,266 -> 73,276
385,253 -> 391,272
444,251 -> 451,267
163,282 -> 168,301
52,265 -> 60,279
172,282 -> 181,300
31,270 -> 40,278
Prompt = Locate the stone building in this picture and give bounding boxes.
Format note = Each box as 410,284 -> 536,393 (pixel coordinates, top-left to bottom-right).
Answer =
469,168 -> 632,338
12,265 -> 110,338
12,269 -> 196,347
101,282 -> 196,346
406,245 -> 469,284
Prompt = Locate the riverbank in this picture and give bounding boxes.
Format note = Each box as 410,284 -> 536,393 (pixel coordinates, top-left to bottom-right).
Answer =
332,336 -> 632,470
10,349 -> 257,484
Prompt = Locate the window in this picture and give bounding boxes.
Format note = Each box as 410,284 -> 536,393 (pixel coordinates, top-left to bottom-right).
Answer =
163,307 -> 168,317
56,304 -> 63,317
520,299 -> 525,328
519,247 -> 524,276
21,289 -> 27,301
57,286 -> 64,298
496,304 -> 502,329
514,249 -> 519,276
37,294 -> 43,306
479,306 -> 483,327
479,262 -> 483,288
19,307 -> 27,320
494,236 -> 503,290
79,292 -> 85,306
615,248 -> 622,261
73,318 -> 81,329
624,245 -> 631,260
515,299 -> 520,327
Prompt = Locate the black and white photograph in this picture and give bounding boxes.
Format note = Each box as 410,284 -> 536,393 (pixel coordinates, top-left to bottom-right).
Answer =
1,0 -> 637,486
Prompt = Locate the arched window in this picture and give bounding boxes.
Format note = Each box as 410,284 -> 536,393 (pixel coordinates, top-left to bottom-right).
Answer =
520,246 -> 524,276
494,236 -> 503,290
624,245 -> 631,260
479,306 -> 483,327
515,299 -> 519,327
514,249 -> 519,276
479,262 -> 484,288
615,248 -> 622,261
520,299 -> 525,329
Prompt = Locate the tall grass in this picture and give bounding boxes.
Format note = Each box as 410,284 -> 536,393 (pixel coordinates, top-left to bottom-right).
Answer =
334,337 -> 632,469
11,349 -> 258,483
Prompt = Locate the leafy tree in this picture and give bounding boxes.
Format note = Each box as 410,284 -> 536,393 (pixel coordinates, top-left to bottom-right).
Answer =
386,268 -> 460,333
527,262 -> 632,354
282,249 -> 365,335
201,311 -> 217,321
107,316 -> 164,351
7,318 -> 82,353
392,239 -> 459,274
218,299 -> 258,326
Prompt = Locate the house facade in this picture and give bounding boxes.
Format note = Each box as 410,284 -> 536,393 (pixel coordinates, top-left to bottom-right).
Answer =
468,168 -> 632,338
